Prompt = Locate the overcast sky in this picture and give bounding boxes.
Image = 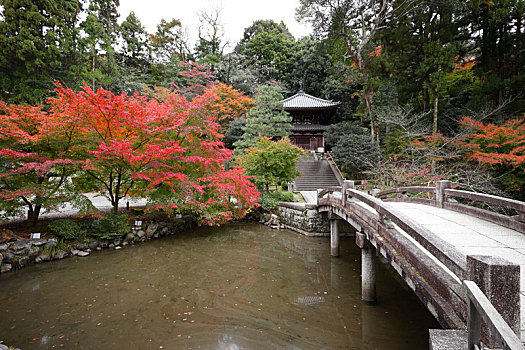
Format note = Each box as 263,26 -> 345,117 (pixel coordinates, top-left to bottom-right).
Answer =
118,0 -> 312,51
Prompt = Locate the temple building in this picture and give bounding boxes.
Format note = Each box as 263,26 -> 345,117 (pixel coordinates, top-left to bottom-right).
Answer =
281,90 -> 340,151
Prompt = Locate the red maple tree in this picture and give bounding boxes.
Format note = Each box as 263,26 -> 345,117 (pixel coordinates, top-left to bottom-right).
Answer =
53,84 -> 259,222
0,101 -> 83,223
0,84 -> 259,224
459,117 -> 525,196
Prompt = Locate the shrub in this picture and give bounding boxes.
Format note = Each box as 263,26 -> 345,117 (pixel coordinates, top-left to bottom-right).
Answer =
237,137 -> 303,191
90,213 -> 130,240
260,191 -> 295,211
326,122 -> 380,175
40,238 -> 72,258
48,219 -> 86,240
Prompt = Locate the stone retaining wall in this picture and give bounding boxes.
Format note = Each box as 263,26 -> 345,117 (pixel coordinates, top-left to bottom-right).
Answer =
0,218 -> 193,275
276,202 -> 329,236
274,202 -> 355,237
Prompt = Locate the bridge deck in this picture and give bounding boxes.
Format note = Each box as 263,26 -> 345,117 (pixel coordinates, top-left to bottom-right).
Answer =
388,202 -> 525,338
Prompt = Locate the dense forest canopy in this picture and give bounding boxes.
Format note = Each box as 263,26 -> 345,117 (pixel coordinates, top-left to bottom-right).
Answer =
0,0 -> 524,200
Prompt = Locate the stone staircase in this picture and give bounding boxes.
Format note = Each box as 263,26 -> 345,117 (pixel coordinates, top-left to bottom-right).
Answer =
293,154 -> 342,191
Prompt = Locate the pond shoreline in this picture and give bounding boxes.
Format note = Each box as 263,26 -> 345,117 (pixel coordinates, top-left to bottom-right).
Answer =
0,216 -> 195,276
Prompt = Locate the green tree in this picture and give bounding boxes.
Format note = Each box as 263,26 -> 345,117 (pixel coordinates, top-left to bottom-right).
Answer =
235,19 -> 293,52
417,41 -> 456,135
115,12 -> 151,92
0,0 -> 82,103
285,38 -> 331,96
297,0 -> 412,140
325,122 -> 381,175
466,0 -> 525,117
118,12 -> 150,65
80,0 -> 119,90
234,85 -> 292,150
233,20 -> 295,85
219,52 -> 260,94
237,137 -> 303,191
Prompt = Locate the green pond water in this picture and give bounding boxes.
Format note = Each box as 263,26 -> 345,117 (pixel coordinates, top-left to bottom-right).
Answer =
0,222 -> 439,349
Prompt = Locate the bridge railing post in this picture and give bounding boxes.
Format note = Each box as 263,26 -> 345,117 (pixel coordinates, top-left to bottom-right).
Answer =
435,180 -> 452,208
316,189 -> 322,206
342,180 -> 354,207
467,255 -> 521,347
518,210 -> 525,223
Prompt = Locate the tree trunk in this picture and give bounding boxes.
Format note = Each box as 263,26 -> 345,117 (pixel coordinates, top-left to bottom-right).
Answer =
433,94 -> 439,135
111,197 -> 119,214
363,80 -> 376,141
27,204 -> 42,225
92,47 -> 96,90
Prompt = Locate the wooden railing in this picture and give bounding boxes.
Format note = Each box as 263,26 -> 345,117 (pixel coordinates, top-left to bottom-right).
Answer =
444,188 -> 525,233
317,184 -> 467,328
317,182 -> 525,345
374,180 -> 525,234
325,152 -> 345,185
464,280 -> 524,350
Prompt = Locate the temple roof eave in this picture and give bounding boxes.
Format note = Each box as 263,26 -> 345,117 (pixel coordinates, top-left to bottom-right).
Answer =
284,105 -> 339,111
281,91 -> 340,110
288,124 -> 329,132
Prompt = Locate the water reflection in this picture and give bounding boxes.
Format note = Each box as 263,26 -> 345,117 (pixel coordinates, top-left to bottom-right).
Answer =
218,334 -> 239,350
0,222 -> 438,349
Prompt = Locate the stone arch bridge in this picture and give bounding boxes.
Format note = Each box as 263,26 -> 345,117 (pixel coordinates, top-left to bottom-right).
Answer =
315,180 -> 525,350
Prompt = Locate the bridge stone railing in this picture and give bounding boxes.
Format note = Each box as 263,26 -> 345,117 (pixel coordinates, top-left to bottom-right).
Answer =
317,184 -> 467,327
373,180 -> 525,234
316,182 -> 523,346
464,280 -> 524,350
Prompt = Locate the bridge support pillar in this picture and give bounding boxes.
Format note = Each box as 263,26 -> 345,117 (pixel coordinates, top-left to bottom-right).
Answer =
330,218 -> 339,257
467,255 -> 521,347
357,232 -> 376,302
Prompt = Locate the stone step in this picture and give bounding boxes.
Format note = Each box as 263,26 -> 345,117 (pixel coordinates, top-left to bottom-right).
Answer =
294,157 -> 341,191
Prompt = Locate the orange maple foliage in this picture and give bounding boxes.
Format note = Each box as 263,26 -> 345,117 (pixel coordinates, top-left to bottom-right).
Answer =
459,117 -> 525,167
0,84 -> 260,224
207,83 -> 254,127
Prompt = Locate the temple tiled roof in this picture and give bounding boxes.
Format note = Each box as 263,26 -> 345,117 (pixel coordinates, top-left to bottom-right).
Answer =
290,124 -> 329,132
281,91 -> 340,110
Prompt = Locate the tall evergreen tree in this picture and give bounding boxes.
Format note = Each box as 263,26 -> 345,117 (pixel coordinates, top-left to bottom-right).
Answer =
118,12 -> 150,65
233,20 -> 295,85
466,0 -> 525,118
0,0 -> 82,103
80,0 -> 119,90
234,85 -> 292,150
115,11 -> 151,92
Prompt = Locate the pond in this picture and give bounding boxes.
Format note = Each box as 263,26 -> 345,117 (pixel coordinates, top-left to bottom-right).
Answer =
0,222 -> 439,349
